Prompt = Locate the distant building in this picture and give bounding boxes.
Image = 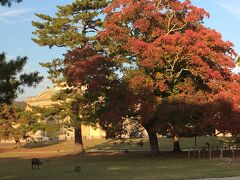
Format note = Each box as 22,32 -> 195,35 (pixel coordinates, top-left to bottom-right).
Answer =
25,89 -> 106,141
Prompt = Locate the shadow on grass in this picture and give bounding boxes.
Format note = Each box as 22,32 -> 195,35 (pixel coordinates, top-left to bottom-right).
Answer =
0,147 -> 16,153
0,143 -> 19,153
86,136 -> 222,153
86,138 -> 150,152
1,151 -> 240,180
23,141 -> 63,149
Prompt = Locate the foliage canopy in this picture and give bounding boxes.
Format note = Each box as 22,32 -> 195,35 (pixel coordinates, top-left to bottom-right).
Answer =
32,0 -> 240,154
0,53 -> 43,104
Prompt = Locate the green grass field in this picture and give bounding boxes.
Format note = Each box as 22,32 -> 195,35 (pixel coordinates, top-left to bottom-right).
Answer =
1,152 -> 240,180
89,136 -> 222,151
0,136 -> 239,180
20,136 -> 223,152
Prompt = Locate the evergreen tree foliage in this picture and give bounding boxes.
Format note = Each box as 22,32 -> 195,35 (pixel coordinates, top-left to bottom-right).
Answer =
0,53 -> 43,104
0,0 -> 22,7
30,105 -> 64,141
32,0 -> 109,49
0,104 -> 39,149
32,0 -> 109,154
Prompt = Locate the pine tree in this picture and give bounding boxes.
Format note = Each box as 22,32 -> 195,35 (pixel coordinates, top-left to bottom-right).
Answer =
0,1 -> 42,104
0,0 -> 43,148
0,104 -> 39,149
32,0 -> 109,154
0,53 -> 43,105
30,105 -> 64,141
0,0 -> 22,7
32,0 -> 108,49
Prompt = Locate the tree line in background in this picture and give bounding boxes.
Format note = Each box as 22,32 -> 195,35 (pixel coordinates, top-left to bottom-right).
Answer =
0,0 -> 22,6
0,52 -> 43,148
1,0 -> 240,155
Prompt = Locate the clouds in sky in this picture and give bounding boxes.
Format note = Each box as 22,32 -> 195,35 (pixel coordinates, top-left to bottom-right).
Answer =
217,1 -> 240,16
0,8 -> 33,24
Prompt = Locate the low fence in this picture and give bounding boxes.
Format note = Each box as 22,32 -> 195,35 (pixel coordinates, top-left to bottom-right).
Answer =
186,147 -> 240,160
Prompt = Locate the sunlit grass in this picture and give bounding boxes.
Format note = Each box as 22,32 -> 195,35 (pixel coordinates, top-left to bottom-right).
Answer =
1,136 -> 222,153
0,136 -> 237,180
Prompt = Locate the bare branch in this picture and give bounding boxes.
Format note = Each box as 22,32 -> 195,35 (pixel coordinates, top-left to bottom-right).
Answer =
167,23 -> 188,35
156,0 -> 162,8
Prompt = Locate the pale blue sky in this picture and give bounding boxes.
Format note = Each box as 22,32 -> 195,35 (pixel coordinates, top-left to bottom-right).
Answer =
0,0 -> 239,101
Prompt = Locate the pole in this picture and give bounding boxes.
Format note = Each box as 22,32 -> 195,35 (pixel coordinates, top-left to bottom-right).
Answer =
195,136 -> 197,148
232,148 -> 235,160
220,149 -> 223,158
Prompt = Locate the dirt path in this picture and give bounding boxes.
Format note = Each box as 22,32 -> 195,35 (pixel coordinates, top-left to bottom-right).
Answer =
197,177 -> 240,180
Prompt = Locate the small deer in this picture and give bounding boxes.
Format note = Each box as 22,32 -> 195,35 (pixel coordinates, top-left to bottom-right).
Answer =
223,158 -> 234,163
31,158 -> 43,170
75,166 -> 81,172
137,140 -> 144,147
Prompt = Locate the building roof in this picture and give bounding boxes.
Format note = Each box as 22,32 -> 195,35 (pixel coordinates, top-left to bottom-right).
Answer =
25,89 -> 55,103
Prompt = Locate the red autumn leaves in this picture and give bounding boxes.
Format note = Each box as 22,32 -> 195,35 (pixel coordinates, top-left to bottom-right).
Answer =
64,0 -> 240,136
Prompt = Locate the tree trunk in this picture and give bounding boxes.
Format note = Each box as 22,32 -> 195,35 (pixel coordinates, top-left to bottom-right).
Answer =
173,135 -> 181,152
72,94 -> 84,155
145,126 -> 159,154
74,126 -> 84,154
15,139 -> 22,150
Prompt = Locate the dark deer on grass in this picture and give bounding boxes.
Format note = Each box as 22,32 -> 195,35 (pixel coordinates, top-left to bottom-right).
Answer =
137,140 -> 144,147
31,158 -> 43,170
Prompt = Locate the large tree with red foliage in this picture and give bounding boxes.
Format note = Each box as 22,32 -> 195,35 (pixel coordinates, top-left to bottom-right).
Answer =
64,0 -> 240,154
100,0 -> 240,153
64,45 -> 127,139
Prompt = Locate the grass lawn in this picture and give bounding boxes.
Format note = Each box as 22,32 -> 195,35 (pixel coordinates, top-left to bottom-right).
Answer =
90,136 -> 221,151
1,152 -> 240,180
0,136 -> 238,180
8,136 -> 222,153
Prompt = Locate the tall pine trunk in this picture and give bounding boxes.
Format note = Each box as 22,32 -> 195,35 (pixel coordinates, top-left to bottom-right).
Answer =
145,126 -> 159,154
72,94 -> 84,155
173,135 -> 181,152
74,126 -> 84,154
